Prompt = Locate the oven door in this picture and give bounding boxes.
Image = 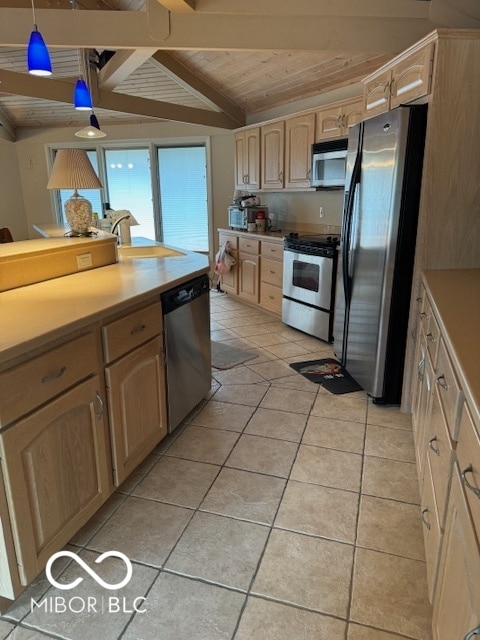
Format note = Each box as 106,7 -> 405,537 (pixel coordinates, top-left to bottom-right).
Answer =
282,249 -> 334,310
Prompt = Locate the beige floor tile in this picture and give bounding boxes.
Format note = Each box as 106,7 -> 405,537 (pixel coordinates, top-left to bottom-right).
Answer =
293,336 -> 331,351
362,456 -> 420,504
264,342 -> 311,359
70,492 -> 126,546
348,624 -> 413,640
87,496 -> 192,566
210,383 -> 269,407
23,548 -> 157,640
271,374 -> 320,392
249,360 -> 298,381
231,324 -> 274,337
165,425 -> 240,464
131,457 -> 220,508
235,596 -> 347,640
247,333 -> 290,347
200,467 -> 286,524
122,572 -> 245,640
364,425 -> 415,463
188,401 -> 256,431
351,548 -> 432,640
211,328 -> 238,341
242,346 -> 278,365
0,621 -> 14,638
214,337 -> 257,350
116,453 -> 160,494
245,407 -> 307,442
212,366 -> 266,386
1,625 -> 52,639
226,434 -> 298,477
367,402 -> 413,430
260,386 -> 316,414
302,415 -> 365,454
252,529 -> 353,617
357,495 -> 425,560
311,394 -> 367,423
275,480 -> 359,543
165,511 -> 269,590
291,444 -> 362,492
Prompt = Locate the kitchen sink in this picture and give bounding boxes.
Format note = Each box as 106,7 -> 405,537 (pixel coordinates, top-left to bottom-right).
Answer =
118,245 -> 185,258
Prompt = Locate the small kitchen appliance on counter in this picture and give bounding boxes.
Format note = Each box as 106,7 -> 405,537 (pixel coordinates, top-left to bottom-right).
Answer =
228,205 -> 269,231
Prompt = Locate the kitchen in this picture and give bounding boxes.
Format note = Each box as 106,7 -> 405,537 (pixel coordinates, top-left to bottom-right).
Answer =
1,3 -> 480,640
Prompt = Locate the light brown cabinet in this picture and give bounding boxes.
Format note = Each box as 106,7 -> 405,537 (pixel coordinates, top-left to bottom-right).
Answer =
364,42 -> 435,118
315,98 -> 363,140
284,113 -> 315,188
102,301 -> 167,486
261,121 -> 285,190
218,230 -> 239,295
259,241 -> 284,314
238,237 -> 260,303
234,127 -> 260,191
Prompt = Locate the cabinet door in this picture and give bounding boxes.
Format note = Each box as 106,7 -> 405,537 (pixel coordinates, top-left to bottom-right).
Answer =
363,68 -> 392,118
105,336 -> 167,486
238,252 -> 259,303
0,376 -> 110,585
342,99 -> 364,132
390,43 -> 434,109
261,122 -> 285,189
218,232 -> 239,295
285,113 -> 315,188
244,128 -> 260,190
315,105 -> 342,141
234,132 -> 246,189
432,466 -> 480,640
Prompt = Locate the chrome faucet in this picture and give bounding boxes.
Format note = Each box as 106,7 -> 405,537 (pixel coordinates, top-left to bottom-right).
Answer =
110,214 -> 131,243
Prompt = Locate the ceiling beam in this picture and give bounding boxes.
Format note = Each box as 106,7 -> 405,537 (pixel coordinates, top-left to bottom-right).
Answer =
0,69 -> 243,129
0,6 -> 436,53
156,0 -> 196,12
98,49 -> 158,90
0,106 -> 16,142
150,51 -> 244,124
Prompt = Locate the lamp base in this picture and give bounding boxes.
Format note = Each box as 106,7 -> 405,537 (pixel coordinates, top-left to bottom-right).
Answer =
64,191 -> 93,236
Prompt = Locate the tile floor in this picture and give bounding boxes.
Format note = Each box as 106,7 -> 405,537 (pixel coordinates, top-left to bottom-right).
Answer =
0,291 -> 433,640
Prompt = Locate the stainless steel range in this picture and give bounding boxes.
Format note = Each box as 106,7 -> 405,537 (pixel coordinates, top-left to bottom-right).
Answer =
282,233 -> 339,342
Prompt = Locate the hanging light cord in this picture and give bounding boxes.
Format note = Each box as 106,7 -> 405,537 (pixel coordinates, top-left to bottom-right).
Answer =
30,0 -> 37,29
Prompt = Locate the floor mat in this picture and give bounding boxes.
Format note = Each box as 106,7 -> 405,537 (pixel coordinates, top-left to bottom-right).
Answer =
211,341 -> 257,370
289,358 -> 363,394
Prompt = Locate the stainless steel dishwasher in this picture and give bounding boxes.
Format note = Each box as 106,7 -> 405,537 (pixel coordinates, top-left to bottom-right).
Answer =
161,273 -> 211,432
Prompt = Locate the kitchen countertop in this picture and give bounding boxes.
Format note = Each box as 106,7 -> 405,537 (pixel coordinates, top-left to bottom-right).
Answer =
0,238 -> 209,367
218,228 -> 285,241
422,268 -> 480,422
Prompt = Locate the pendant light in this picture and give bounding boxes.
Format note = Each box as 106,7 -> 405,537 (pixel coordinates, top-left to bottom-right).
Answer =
75,113 -> 107,139
73,77 -> 93,110
27,0 -> 52,76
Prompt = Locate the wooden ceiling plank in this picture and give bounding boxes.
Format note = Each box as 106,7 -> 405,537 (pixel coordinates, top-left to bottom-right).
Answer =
149,51 -> 244,123
99,49 -> 158,90
0,104 -> 16,141
156,0 -> 196,12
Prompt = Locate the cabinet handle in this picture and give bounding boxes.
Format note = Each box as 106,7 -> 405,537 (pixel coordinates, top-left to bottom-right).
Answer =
464,626 -> 480,639
428,436 -> 440,456
417,357 -> 425,382
245,174 -> 249,183
41,366 -> 67,383
416,296 -> 423,303
278,171 -> 283,182
461,465 -> 480,499
420,312 -> 428,320
130,324 -> 146,335
95,392 -> 104,420
426,332 -> 435,343
420,507 -> 431,531
269,295 -> 275,299
269,269 -> 276,274
436,374 -> 448,391
389,77 -> 396,97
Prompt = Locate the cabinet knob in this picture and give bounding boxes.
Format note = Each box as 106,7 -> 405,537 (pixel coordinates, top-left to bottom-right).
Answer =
464,625 -> 480,640
436,374 -> 448,391
426,332 -> 435,343
461,465 -> 480,499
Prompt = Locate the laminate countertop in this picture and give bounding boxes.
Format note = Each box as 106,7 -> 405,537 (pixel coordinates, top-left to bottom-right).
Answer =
0,240 -> 209,367
422,268 -> 480,422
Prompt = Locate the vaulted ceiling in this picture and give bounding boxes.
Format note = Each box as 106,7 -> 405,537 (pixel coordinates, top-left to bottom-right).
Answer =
0,0 -> 479,141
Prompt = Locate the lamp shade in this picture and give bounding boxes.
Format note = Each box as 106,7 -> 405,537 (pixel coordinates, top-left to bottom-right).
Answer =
47,149 -> 102,236
75,113 -> 106,139
74,78 -> 93,111
27,28 -> 52,76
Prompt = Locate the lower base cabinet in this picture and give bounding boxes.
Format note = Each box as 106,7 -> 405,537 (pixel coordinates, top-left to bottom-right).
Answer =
0,375 -> 110,585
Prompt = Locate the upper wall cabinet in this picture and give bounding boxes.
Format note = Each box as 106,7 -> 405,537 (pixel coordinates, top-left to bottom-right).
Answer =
285,113 -> 315,189
234,127 -> 261,191
364,42 -> 435,118
315,98 -> 363,141
261,121 -> 285,190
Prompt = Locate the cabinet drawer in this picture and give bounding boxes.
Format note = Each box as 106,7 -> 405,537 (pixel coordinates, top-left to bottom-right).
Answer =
219,233 -> 238,251
434,338 -> 463,440
239,237 -> 259,254
420,455 -> 442,602
261,257 -> 283,287
0,332 -> 98,428
456,402 -> 480,539
425,309 -> 440,366
103,301 -> 162,363
261,241 -> 284,260
260,282 -> 283,314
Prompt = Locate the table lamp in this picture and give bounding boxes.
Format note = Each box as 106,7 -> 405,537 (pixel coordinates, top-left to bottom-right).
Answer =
47,149 -> 102,236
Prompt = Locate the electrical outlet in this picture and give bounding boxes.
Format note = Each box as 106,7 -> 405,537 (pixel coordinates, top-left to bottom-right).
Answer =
319,206 -> 325,218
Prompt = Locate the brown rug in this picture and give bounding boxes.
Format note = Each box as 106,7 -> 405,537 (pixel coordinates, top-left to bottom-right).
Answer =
211,341 -> 257,370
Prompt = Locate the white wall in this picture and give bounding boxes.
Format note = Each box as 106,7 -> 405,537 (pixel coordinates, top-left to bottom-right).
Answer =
0,140 -> 28,241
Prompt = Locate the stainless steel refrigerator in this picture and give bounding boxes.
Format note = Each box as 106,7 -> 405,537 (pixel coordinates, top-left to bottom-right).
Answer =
333,105 -> 427,404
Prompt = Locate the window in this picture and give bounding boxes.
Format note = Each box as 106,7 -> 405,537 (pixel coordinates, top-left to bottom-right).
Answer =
157,146 -> 208,252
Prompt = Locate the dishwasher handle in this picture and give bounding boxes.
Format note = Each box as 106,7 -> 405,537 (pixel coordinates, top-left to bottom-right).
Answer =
161,274 -> 210,315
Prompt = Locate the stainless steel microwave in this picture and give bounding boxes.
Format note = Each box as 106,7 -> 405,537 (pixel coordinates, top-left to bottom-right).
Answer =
310,138 -> 348,188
